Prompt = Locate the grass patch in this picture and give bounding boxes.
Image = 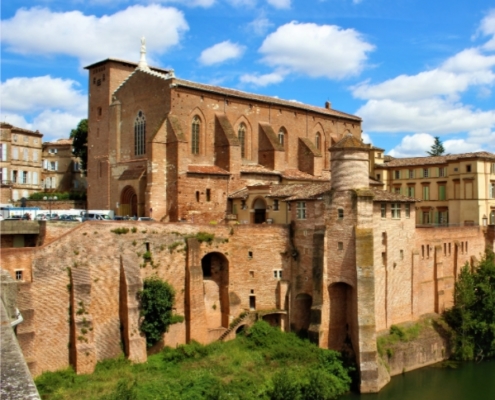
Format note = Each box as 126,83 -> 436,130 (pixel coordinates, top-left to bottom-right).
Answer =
377,321 -> 427,358
110,227 -> 129,235
36,321 -> 352,399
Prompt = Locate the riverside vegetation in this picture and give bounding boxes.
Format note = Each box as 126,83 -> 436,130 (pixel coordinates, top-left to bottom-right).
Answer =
35,321 -> 352,400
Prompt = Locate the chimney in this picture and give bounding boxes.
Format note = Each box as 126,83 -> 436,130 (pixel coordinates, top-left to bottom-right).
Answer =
325,101 -> 331,109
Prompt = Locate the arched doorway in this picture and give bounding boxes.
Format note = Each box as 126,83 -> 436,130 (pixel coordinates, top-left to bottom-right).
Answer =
201,252 -> 229,329
292,293 -> 312,337
328,282 -> 353,351
252,197 -> 266,224
120,186 -> 137,217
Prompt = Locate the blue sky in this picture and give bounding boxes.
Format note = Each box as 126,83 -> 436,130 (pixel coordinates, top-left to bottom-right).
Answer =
1,0 -> 494,156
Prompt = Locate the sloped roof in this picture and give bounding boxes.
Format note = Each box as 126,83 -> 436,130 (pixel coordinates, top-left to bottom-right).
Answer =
370,188 -> 419,203
376,151 -> 495,168
281,169 -> 327,181
240,164 -> 280,176
43,139 -> 72,146
187,165 -> 230,176
119,167 -> 146,181
330,134 -> 369,150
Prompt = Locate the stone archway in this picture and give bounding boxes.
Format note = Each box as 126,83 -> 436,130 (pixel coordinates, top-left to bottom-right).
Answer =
201,252 -> 229,329
252,197 -> 266,224
120,186 -> 137,217
292,293 -> 312,336
328,282 -> 353,351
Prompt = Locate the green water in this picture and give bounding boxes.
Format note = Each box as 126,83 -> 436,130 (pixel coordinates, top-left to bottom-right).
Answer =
341,360 -> 495,400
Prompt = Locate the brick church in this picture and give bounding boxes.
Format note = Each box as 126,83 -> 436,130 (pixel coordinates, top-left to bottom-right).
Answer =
1,42 -> 493,395
85,42 -> 363,223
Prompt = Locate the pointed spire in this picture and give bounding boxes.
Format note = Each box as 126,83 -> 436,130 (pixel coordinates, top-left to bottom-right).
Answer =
137,37 -> 150,71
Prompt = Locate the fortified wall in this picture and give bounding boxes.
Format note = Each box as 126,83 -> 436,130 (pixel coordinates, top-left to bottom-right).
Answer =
1,220 -> 493,392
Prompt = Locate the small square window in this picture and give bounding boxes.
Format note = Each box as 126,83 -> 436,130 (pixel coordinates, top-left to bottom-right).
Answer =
15,270 -> 23,281
338,209 -> 344,219
273,199 -> 279,211
338,242 -> 343,250
466,165 -> 471,172
248,251 -> 253,259
400,250 -> 404,260
249,271 -> 254,278
381,203 -> 386,218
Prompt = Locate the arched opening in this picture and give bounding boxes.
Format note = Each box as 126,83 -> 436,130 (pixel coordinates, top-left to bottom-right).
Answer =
252,197 -> 266,224
235,324 -> 246,335
120,186 -> 138,217
201,252 -> 229,329
262,313 -> 282,328
328,282 -> 354,351
292,293 -> 312,337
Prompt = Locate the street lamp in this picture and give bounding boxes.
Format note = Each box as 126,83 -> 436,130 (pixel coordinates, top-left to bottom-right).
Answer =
43,196 -> 58,219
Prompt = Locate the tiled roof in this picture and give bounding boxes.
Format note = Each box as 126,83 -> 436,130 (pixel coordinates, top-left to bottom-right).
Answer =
84,58 -> 172,74
1,122 -> 43,136
331,134 -> 369,150
44,139 -> 72,146
370,188 -> 419,203
240,164 -> 280,175
119,167 -> 146,181
172,79 -> 361,121
376,151 -> 495,168
281,182 -> 332,201
229,187 -> 250,199
369,177 -> 384,186
187,165 -> 230,175
281,169 -> 327,181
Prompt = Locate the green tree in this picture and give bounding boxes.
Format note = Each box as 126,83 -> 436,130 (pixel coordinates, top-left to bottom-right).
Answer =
426,136 -> 446,156
444,251 -> 495,360
70,119 -> 88,173
138,277 -> 177,347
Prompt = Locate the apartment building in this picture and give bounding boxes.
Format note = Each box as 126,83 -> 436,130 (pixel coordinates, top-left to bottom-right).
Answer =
0,123 -> 43,203
374,152 -> 495,226
42,139 -> 86,193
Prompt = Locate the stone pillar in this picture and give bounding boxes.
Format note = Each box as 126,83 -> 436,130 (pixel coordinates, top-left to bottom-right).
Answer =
186,238 -> 209,344
119,257 -> 147,363
69,267 -> 96,375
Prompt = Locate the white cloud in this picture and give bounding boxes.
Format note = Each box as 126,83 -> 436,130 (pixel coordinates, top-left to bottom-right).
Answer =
226,0 -> 257,7
1,76 -> 86,113
267,0 -> 291,9
259,22 -> 374,79
361,132 -> 372,144
240,71 -> 286,86
1,5 -> 189,67
249,15 -> 274,36
357,98 -> 495,135
154,0 -> 216,6
478,9 -> 495,50
0,76 -> 87,141
388,132 -> 490,158
199,41 -> 246,65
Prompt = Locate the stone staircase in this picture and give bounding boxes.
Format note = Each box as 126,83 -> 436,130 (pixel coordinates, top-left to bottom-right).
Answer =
218,311 -> 253,341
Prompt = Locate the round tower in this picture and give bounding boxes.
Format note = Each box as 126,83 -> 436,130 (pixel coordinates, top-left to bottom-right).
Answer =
330,134 -> 370,191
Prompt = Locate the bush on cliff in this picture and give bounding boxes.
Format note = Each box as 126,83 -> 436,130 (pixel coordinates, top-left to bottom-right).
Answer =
138,277 -> 178,347
444,250 -> 495,360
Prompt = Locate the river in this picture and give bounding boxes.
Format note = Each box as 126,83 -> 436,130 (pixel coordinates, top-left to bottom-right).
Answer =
341,359 -> 495,400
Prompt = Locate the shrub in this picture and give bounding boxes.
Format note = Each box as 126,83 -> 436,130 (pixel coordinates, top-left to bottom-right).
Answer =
111,227 -> 129,235
138,277 -> 177,347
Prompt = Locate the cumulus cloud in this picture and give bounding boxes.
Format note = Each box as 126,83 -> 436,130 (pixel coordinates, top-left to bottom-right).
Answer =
259,22 -> 374,79
388,132 -> 485,158
1,5 -> 189,67
1,76 -> 87,141
199,41 -> 246,65
478,9 -> 495,50
352,15 -> 495,154
240,70 -> 286,86
267,0 -> 291,9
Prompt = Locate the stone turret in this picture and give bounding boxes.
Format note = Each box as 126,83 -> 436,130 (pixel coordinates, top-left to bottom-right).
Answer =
330,134 -> 370,191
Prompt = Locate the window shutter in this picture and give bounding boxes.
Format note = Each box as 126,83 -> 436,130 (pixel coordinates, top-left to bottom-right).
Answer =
33,172 -> 38,185
27,172 -> 31,184
2,167 -> 7,183
43,159 -> 47,169
2,144 -> 7,161
55,161 -> 58,171
419,169 -> 423,178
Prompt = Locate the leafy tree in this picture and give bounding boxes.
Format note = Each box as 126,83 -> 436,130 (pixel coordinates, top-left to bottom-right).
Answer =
70,119 -> 88,173
444,251 -> 495,360
138,277 -> 177,347
426,136 -> 446,156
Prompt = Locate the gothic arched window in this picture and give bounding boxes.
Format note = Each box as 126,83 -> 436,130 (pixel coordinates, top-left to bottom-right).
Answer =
315,132 -> 321,150
134,111 -> 146,156
191,116 -> 201,155
238,123 -> 246,158
278,127 -> 286,147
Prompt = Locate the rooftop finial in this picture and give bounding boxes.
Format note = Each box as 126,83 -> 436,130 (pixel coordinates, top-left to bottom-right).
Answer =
137,36 -> 150,71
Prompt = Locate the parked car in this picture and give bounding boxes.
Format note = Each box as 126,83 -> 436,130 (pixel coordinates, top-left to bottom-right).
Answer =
82,213 -> 112,221
137,217 -> 154,221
